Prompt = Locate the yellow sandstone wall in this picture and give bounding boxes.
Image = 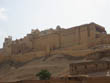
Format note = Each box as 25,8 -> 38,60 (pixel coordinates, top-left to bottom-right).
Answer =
2,22 -> 109,57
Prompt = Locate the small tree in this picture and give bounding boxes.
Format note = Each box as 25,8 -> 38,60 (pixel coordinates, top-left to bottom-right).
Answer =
36,69 -> 51,80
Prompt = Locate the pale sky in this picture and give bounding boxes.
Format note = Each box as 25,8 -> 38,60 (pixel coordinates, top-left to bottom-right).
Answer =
0,0 -> 110,48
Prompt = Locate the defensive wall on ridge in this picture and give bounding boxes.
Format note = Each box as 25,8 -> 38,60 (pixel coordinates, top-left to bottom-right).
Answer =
3,22 -> 109,56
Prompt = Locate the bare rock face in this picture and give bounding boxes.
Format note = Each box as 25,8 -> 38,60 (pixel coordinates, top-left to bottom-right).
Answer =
0,48 -> 110,82
85,49 -> 110,60
0,54 -> 84,82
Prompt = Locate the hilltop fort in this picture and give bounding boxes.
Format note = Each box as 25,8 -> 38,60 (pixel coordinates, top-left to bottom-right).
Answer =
0,22 -> 110,82
2,22 -> 110,56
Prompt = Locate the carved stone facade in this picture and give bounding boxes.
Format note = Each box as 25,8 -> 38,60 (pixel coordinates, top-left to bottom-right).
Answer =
2,22 -> 109,56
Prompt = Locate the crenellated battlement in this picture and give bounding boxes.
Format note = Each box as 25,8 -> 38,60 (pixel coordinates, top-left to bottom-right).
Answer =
2,22 -> 110,56
3,36 -> 12,47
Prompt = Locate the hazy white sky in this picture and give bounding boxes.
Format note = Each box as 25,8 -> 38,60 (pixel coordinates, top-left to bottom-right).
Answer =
0,0 -> 110,48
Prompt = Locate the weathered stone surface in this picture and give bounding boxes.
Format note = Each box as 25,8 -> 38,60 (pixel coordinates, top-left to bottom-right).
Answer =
2,22 -> 109,56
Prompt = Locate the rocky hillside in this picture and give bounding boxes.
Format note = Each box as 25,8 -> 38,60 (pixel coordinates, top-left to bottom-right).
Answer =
86,48 -> 110,60
0,47 -> 110,82
0,54 -> 85,82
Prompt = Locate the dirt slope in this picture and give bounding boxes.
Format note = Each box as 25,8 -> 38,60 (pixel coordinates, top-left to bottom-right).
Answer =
0,48 -> 110,82
0,54 -> 84,82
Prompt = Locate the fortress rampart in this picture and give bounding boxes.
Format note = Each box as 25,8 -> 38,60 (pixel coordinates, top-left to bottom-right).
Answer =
2,22 -> 110,56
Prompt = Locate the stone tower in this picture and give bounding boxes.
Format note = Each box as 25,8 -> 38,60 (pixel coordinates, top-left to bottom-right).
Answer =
3,36 -> 12,47
3,36 -> 12,55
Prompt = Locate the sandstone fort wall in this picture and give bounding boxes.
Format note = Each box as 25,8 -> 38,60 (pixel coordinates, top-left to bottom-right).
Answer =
2,22 -> 110,58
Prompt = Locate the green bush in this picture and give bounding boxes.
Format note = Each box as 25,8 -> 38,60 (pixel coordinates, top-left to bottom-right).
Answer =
36,69 -> 51,80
